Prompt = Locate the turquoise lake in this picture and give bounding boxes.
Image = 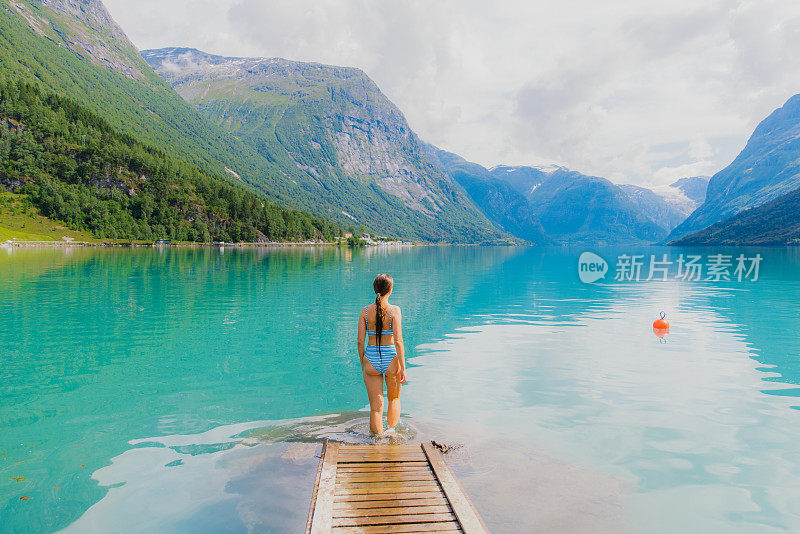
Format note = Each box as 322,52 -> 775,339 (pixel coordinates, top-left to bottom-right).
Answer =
2,245 -> 800,533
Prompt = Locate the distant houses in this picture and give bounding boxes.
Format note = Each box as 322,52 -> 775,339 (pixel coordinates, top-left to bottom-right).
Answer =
337,232 -> 413,247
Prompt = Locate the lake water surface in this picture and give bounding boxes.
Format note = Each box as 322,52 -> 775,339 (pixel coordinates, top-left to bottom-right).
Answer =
2,245 -> 800,533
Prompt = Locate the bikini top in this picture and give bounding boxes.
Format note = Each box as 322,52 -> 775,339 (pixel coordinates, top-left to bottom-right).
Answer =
364,305 -> 394,336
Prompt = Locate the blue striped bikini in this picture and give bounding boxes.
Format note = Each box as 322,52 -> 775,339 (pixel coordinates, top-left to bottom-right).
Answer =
363,305 -> 397,374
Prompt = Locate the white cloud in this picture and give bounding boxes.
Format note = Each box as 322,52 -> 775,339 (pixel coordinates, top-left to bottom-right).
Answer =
689,137 -> 714,161
104,0 -> 800,185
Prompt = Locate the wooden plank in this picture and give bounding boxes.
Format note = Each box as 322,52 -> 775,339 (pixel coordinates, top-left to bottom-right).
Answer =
338,459 -> 426,464
338,456 -> 427,463
334,481 -> 442,494
337,468 -> 433,475
338,461 -> 430,469
332,513 -> 458,527
338,451 -> 426,457
337,480 -> 438,488
338,450 -> 426,457
338,466 -> 433,473
338,448 -> 424,453
421,443 -> 489,534
338,480 -> 439,490
337,464 -> 431,471
334,497 -> 449,510
336,491 -> 447,502
334,505 -> 452,518
338,463 -> 431,469
337,469 -> 434,480
337,470 -> 434,477
336,483 -> 442,495
339,445 -> 421,452
310,442 -> 339,534
310,443 -> 487,534
337,476 -> 438,484
331,522 -> 461,533
338,473 -> 437,483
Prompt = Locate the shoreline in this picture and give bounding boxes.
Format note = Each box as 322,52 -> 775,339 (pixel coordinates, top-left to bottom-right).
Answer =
1,239 -> 416,249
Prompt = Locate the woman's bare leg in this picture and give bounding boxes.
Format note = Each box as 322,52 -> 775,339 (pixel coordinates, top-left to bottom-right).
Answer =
362,364 -> 385,434
385,357 -> 402,429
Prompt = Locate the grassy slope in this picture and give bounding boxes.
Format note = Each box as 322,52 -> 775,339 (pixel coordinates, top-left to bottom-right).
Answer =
0,191 -> 96,241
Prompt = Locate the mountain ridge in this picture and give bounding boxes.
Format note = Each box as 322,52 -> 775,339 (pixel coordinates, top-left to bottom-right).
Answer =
427,149 -> 550,244
489,165 -> 672,244
671,186 -> 800,246
667,92 -> 800,242
143,46 -> 506,243
10,0 -> 156,82
1,1 -> 506,243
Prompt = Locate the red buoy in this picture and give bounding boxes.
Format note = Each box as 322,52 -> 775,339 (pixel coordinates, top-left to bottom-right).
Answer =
653,311 -> 670,337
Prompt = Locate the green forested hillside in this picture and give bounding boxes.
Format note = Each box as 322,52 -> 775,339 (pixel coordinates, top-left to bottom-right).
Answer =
0,0 -> 303,203
0,79 -> 338,242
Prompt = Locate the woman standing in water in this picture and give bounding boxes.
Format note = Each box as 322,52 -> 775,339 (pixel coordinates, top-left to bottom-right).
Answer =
357,274 -> 407,435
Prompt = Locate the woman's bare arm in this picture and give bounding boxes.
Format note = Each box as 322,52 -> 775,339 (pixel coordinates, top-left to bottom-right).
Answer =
393,306 -> 407,383
357,307 -> 366,361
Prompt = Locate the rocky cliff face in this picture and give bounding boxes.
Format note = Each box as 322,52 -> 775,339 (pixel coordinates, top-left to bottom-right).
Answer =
9,0 -> 152,81
143,47 -> 502,242
667,93 -> 800,241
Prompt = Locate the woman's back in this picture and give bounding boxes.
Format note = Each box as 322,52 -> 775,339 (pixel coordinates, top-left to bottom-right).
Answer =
364,303 -> 397,346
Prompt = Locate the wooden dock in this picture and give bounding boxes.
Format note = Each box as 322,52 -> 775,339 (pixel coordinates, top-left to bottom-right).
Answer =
306,441 -> 489,534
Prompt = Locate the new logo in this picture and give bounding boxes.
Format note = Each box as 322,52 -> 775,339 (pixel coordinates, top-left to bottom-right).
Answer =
578,252 -> 608,283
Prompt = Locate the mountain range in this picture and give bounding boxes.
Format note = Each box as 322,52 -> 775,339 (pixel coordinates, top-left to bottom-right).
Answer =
0,0 -> 796,246
486,165 -> 708,244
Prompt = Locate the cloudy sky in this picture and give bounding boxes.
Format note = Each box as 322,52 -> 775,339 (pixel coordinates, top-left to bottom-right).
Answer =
105,0 -> 800,186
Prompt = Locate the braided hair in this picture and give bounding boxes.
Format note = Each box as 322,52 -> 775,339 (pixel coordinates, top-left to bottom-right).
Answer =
373,274 -> 394,348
